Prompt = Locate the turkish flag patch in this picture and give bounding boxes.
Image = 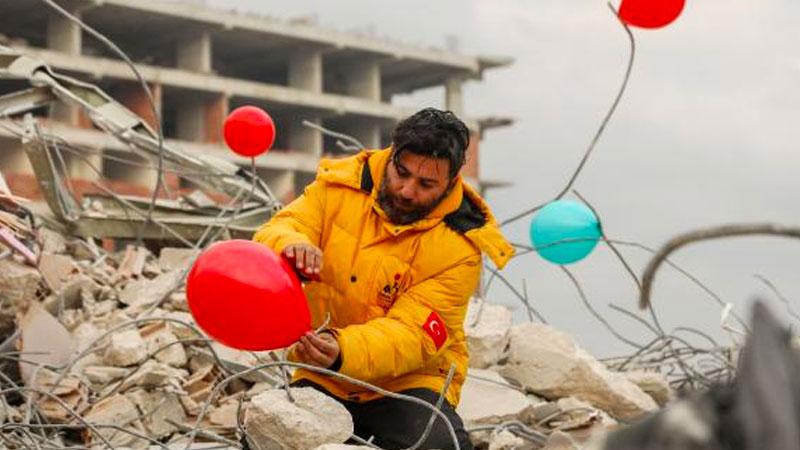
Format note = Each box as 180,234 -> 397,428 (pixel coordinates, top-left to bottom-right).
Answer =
423,311 -> 447,350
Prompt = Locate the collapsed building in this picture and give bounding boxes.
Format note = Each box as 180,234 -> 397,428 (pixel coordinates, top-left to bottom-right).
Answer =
0,0 -> 513,248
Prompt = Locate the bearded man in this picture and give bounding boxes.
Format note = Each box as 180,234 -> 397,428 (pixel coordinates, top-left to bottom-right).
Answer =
253,108 -> 513,450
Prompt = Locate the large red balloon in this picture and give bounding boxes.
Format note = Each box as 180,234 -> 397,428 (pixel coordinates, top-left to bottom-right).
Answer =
223,106 -> 276,157
619,0 -> 685,29
186,240 -> 310,351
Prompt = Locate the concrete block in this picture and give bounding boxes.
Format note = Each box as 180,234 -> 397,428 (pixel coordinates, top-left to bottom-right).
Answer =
245,387 -> 353,450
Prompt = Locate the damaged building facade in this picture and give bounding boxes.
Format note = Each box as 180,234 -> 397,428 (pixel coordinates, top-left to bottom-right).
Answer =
0,0 -> 512,219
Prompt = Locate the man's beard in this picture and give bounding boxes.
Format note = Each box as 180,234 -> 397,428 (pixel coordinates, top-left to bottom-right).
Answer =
377,176 -> 451,226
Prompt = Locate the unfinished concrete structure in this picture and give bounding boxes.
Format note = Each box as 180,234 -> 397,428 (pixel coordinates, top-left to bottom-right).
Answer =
0,0 -> 512,205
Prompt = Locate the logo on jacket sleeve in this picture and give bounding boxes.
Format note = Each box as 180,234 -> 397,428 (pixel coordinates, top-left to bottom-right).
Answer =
423,311 -> 447,350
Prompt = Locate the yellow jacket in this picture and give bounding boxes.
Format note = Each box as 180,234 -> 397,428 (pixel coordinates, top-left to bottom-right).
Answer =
253,148 -> 513,406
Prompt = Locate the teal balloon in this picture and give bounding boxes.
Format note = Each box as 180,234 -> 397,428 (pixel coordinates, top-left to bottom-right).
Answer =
530,200 -> 601,265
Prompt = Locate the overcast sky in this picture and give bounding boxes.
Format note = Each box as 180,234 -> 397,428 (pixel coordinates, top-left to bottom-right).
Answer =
202,0 -> 800,356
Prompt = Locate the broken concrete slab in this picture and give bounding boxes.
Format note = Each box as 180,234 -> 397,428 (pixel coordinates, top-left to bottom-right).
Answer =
167,291 -> 189,311
182,363 -> 217,404
552,397 -> 615,431
38,252 -> 78,291
119,360 -> 188,390
47,274 -> 100,313
500,323 -> 658,421
38,227 -> 67,254
114,245 -> 151,281
161,311 -> 200,341
158,247 -> 199,272
0,258 -> 41,307
209,400 -> 240,429
540,430 -> 581,450
622,370 -> 673,407
31,369 -> 88,423
183,190 -> 217,209
104,329 -> 148,367
18,302 -> 76,385
119,268 -> 185,312
245,387 -> 354,450
457,368 -> 537,426
84,366 -> 130,385
128,388 -> 187,439
140,322 -> 188,368
71,321 -> 104,352
465,299 -> 512,369
83,393 -> 139,428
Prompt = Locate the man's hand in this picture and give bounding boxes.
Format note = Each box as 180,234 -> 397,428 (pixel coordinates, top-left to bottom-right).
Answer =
295,331 -> 340,369
283,244 -> 323,280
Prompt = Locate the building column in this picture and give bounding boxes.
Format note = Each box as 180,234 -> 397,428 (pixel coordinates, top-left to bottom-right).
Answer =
112,83 -> 163,192
177,32 -> 212,73
47,9 -> 82,125
176,93 -> 228,142
341,58 -> 381,101
287,49 -> 323,156
445,77 -> 464,117
175,97 -> 205,142
347,120 -> 382,150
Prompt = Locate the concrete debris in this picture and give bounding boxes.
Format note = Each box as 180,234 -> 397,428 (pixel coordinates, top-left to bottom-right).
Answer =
82,393 -> 141,446
31,370 -> 88,423
114,245 -> 151,281
623,370 -> 673,407
465,298 -> 513,369
457,368 -> 538,426
105,329 -> 148,367
119,268 -> 185,312
118,360 -> 188,390
245,387 -> 354,450
38,252 -> 79,291
540,430 -> 581,450
553,397 -> 616,430
488,429 -> 526,450
38,227 -> 67,254
0,219 -> 698,450
18,302 -> 75,384
140,321 -> 188,367
159,247 -> 200,272
84,365 -> 130,385
208,400 -> 240,428
501,323 -> 658,421
0,257 -> 41,308
128,389 -> 187,438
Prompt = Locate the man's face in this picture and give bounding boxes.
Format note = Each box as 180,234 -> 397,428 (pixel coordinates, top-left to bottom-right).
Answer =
378,150 -> 453,225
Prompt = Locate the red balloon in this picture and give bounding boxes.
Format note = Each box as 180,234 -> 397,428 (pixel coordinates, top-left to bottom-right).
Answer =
619,0 -> 685,29
223,106 -> 276,157
186,240 -> 310,351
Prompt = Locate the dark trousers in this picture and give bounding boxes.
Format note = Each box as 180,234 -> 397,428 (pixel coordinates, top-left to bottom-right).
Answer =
291,379 -> 474,450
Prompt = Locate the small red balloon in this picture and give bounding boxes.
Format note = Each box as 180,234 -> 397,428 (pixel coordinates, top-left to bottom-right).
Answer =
619,0 -> 685,29
186,240 -> 310,351
223,106 -> 276,157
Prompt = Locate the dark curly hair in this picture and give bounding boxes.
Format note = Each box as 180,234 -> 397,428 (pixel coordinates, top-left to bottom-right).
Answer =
390,108 -> 470,180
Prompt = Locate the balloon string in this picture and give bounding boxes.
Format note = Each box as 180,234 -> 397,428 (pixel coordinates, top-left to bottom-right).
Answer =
314,313 -> 332,334
499,2 -> 636,227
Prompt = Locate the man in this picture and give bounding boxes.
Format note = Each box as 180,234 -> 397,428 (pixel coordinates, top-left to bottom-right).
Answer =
252,108 -> 513,450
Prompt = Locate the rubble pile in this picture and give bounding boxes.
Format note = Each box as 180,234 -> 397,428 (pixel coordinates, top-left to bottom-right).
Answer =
460,298 -> 669,449
0,214 -> 674,450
